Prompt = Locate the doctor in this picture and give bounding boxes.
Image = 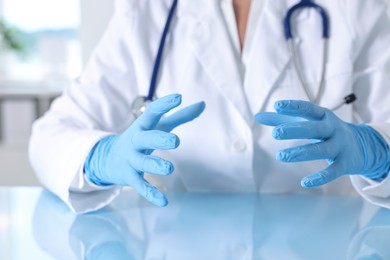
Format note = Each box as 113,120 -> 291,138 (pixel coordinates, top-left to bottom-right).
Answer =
29,0 -> 390,213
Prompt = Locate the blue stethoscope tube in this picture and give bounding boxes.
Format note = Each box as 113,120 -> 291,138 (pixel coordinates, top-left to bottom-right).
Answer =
284,0 -> 330,40
131,0 -> 178,118
147,0 -> 179,101
132,0 -> 356,118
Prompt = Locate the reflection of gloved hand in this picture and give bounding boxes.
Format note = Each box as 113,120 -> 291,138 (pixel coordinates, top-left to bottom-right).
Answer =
255,100 -> 390,188
70,214 -> 141,260
84,94 -> 205,206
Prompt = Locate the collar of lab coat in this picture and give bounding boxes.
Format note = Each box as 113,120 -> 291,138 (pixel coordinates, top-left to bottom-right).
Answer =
177,0 -> 310,117
178,0 -> 252,123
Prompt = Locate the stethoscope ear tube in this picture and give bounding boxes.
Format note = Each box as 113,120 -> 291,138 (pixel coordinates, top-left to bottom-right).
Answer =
284,0 -> 330,40
287,38 -> 328,105
330,94 -> 357,111
344,94 -> 357,104
285,0 -> 353,111
133,0 -> 353,120
284,0 -> 331,104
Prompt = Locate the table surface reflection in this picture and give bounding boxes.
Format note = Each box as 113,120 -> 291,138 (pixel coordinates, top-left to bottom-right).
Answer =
0,187 -> 390,260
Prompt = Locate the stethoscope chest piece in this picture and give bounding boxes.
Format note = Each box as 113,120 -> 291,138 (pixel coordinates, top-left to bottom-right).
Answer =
131,96 -> 153,118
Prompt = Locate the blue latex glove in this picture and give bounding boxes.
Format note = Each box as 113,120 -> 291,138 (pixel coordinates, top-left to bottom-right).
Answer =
255,100 -> 390,188
84,94 -> 205,206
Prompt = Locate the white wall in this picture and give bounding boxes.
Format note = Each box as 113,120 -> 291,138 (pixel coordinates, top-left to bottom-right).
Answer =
387,0 -> 390,14
79,0 -> 114,65
0,0 -> 115,186
0,0 -> 114,144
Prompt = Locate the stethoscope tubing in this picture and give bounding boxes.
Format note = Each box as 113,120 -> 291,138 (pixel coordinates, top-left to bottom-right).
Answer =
284,0 -> 330,40
287,39 -> 328,106
285,0 -> 330,107
133,0 -> 356,118
147,0 -> 178,101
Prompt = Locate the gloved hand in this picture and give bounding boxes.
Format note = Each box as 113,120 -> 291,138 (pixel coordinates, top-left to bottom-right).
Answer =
255,100 -> 390,188
84,94 -> 205,206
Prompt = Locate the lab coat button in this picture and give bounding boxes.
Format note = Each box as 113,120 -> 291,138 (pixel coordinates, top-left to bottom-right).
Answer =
233,140 -> 247,152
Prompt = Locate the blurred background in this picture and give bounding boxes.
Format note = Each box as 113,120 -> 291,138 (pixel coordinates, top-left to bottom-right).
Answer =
0,0 -> 113,185
0,1 -> 389,186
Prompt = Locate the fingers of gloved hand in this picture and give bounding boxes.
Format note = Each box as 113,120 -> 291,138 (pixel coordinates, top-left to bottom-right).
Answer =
132,178 -> 168,207
272,121 -> 332,140
130,154 -> 174,176
274,100 -> 328,121
131,130 -> 180,150
135,93 -> 182,130
157,101 -> 206,132
301,162 -> 344,188
255,112 -> 305,126
276,141 -> 336,162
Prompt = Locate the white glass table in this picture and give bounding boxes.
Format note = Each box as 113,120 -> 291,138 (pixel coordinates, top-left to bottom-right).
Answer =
0,187 -> 389,260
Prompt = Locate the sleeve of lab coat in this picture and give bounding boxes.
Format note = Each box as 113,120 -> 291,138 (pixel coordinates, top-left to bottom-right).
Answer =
346,0 -> 390,208
29,0 -> 139,214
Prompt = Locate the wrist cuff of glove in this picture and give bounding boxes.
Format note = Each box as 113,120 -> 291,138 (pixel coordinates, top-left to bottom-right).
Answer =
84,135 -> 118,186
353,124 -> 390,181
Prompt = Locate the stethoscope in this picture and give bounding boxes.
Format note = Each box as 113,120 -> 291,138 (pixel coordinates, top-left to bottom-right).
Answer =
131,0 -> 356,118
131,0 -> 178,118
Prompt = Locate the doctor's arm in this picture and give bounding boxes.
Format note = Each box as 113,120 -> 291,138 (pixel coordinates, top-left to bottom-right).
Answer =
256,0 -> 390,208
83,94 -> 205,207
28,2 -> 138,214
29,1 -> 204,213
346,0 -> 390,206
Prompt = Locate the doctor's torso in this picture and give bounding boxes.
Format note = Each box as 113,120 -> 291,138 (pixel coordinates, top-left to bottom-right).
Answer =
55,0 -> 390,195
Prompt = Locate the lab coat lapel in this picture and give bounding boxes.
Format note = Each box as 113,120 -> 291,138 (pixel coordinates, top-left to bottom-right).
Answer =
180,1 -> 252,123
245,0 -> 293,114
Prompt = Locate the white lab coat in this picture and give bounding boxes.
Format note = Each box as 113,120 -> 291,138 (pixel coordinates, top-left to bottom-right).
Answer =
29,0 -> 390,213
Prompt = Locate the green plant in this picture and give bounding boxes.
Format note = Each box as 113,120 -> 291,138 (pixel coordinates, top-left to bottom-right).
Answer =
0,20 -> 25,54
